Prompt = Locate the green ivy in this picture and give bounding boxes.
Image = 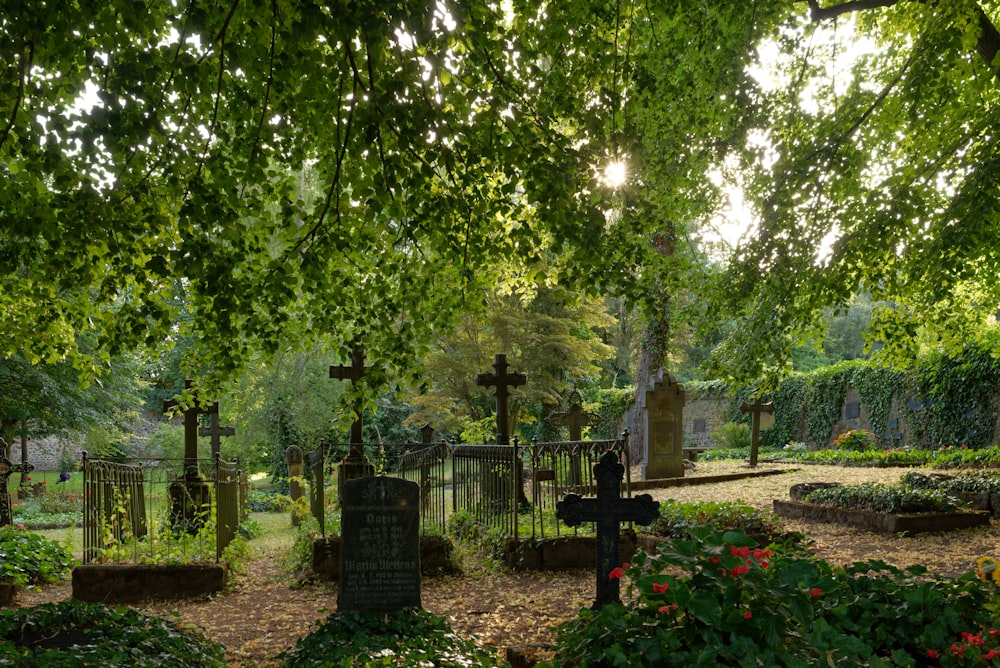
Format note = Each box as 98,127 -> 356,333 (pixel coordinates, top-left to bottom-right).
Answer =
0,527 -> 74,587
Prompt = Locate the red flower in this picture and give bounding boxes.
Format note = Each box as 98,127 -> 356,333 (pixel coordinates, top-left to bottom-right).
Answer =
962,632 -> 984,647
951,643 -> 967,657
710,556 -> 720,564
985,649 -> 1000,660
608,567 -> 624,580
990,629 -> 1000,637
730,546 -> 750,558
652,582 -> 669,593
658,604 -> 678,614
743,611 -> 753,619
927,649 -> 939,659
731,565 -> 749,577
809,588 -> 822,597
761,561 -> 770,569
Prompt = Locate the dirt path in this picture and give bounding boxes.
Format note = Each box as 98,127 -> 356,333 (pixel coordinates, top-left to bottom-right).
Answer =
12,461 -> 1000,666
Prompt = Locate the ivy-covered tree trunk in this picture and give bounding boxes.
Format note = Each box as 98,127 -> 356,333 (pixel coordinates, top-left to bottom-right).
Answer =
628,232 -> 674,467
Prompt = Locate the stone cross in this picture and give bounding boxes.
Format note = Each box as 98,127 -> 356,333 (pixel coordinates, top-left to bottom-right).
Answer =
550,389 -> 598,486
330,343 -> 375,486
198,407 -> 236,460
162,380 -> 214,530
163,380 -> 217,475
740,396 -> 774,468
475,353 -> 526,445
0,438 -> 33,528
557,450 -> 660,609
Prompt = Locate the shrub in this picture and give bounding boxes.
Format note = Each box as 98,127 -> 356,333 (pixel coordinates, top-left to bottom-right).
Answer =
38,489 -> 82,515
0,527 -> 74,587
540,527 -> 991,667
0,600 -> 225,667
247,488 -> 291,512
902,470 -> 1000,494
280,607 -> 501,667
710,422 -> 751,450
804,482 -> 963,513
649,500 -> 784,540
832,429 -> 878,451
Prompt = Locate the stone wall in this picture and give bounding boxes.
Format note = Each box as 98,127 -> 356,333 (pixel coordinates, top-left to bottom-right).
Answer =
12,412 -> 166,471
683,396 -> 731,449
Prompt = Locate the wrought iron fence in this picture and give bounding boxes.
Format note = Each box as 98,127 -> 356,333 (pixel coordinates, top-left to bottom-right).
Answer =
449,436 -> 632,540
396,442 -> 449,534
82,452 -> 248,565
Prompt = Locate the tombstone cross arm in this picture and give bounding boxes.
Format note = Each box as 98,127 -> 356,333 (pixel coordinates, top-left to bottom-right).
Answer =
556,493 -> 660,528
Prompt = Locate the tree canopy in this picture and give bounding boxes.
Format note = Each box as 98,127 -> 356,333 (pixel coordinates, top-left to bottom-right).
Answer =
3,1 -> 998,398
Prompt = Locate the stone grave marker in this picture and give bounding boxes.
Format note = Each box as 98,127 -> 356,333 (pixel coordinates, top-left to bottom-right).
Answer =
740,396 -> 774,468
0,437 -> 33,528
330,343 -> 376,491
162,380 -> 214,530
285,445 -> 304,526
476,353 -> 529,506
642,369 -> 686,479
557,450 -> 660,609
338,476 -> 421,612
199,408 -> 236,460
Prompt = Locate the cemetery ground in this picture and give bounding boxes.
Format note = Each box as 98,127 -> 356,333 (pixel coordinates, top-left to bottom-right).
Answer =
9,460 -> 1000,665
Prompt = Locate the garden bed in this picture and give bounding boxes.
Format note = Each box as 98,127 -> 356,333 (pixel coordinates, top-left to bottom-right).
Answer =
72,564 -> 227,603
772,499 -> 992,535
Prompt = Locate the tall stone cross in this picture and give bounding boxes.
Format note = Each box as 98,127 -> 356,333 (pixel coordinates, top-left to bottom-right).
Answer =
557,450 -> 660,609
163,380 -> 222,474
162,380 -> 214,529
198,406 -> 236,460
0,437 -> 33,528
330,344 -> 375,487
740,396 -> 775,468
550,389 -> 598,486
475,353 -> 526,445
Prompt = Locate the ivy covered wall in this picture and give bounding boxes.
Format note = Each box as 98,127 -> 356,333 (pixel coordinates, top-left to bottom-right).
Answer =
684,339 -> 1000,451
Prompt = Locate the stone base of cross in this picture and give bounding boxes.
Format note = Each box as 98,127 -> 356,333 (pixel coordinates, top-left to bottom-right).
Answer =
557,450 -> 660,609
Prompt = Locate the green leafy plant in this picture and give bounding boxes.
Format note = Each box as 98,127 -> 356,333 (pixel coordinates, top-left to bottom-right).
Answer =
0,600 -> 226,667
540,527 -> 992,667
804,482 -> 964,513
247,488 -> 291,512
649,500 -> 785,540
902,471 -> 1000,494
710,422 -> 751,450
0,527 -> 74,587
280,607 -> 502,667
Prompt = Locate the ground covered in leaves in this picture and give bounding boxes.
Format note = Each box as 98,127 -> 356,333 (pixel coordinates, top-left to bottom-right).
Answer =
13,461 -> 1000,666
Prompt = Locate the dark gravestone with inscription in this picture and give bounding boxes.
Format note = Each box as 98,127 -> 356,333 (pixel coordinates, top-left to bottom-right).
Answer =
338,476 -> 421,612
557,451 -> 660,609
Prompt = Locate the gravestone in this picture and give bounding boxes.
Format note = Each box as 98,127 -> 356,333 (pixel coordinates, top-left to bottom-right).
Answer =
199,409 -> 236,460
556,450 -> 660,609
162,380 -> 214,531
330,344 -> 376,492
0,438 -> 33,528
549,389 -> 598,486
338,476 -> 421,612
476,353 -> 529,506
740,396 -> 774,468
285,445 -> 304,526
642,370 -> 686,479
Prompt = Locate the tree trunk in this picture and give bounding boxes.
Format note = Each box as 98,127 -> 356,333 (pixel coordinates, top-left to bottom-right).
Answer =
628,230 -> 674,469
19,422 -> 28,487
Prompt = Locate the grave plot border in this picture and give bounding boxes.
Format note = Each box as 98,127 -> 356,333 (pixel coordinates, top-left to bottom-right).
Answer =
773,499 -> 992,535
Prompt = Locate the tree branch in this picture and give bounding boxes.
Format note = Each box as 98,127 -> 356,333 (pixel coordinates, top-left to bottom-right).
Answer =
0,31 -> 33,156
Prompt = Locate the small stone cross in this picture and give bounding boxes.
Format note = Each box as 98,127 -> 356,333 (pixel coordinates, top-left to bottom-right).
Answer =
198,407 -> 236,460
740,396 -> 774,468
557,450 -> 660,609
0,437 -> 33,528
475,353 -> 526,445
550,389 -> 598,486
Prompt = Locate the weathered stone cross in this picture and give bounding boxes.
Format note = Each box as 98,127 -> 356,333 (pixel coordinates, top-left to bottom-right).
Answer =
557,450 -> 660,609
198,407 -> 236,460
475,353 -> 526,446
162,380 -> 213,529
0,437 -> 33,528
740,396 -> 774,468
330,343 -> 375,487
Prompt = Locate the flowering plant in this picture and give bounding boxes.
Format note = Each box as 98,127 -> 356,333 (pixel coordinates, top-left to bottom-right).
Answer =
833,429 -> 878,451
541,528 -> 992,667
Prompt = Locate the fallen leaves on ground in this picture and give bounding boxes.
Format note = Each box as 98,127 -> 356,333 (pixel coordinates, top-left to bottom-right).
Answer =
12,461 -> 1000,666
